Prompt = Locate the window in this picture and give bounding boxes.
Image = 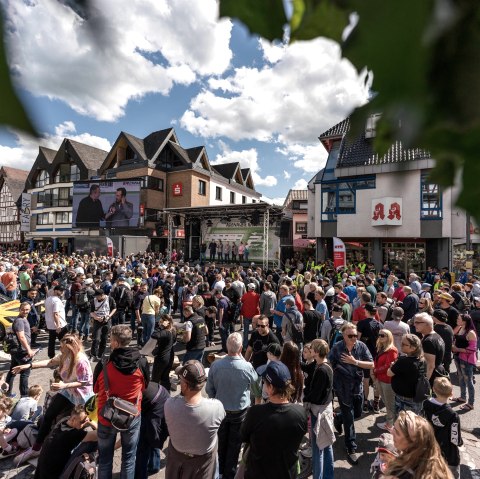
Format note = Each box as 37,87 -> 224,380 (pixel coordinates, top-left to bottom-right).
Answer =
421,172 -> 442,219
44,187 -> 72,207
34,170 -> 49,188
54,163 -> 78,183
230,192 -> 235,204
292,201 -> 308,210
147,176 -> 164,191
295,222 -> 307,234
242,195 -> 246,204
198,180 -> 206,196
55,212 -> 72,224
321,176 -> 376,221
252,199 -> 256,203
36,213 -> 52,225
215,186 -> 222,201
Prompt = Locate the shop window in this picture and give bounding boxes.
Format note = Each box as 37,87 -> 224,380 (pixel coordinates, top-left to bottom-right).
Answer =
421,172 -> 442,219
321,176 -> 376,221
198,180 -> 206,196
295,222 -> 307,234
383,242 -> 425,273
215,186 -> 222,201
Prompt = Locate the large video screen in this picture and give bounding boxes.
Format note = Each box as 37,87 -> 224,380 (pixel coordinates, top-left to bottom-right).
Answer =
72,180 -> 141,229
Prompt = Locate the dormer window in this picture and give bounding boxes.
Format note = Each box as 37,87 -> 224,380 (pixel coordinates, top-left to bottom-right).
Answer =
34,170 -> 49,188
54,163 -> 80,183
125,146 -> 137,162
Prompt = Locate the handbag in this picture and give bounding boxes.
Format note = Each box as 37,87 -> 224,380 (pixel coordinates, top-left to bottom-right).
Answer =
100,362 -> 140,431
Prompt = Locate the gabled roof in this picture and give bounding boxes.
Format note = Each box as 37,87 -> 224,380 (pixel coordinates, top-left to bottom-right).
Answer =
283,189 -> 308,207
240,168 -> 249,181
68,139 -> 108,171
39,146 -> 56,164
145,128 -> 176,161
0,166 -> 29,202
123,132 -> 147,161
212,162 -> 240,180
167,141 -> 192,165
186,146 -> 204,163
319,118 -> 350,141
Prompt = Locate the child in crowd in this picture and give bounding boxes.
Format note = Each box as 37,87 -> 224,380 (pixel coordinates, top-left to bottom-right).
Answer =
254,343 -> 282,404
0,398 -> 15,458
370,433 -> 398,478
424,377 -> 463,479
10,385 -> 43,421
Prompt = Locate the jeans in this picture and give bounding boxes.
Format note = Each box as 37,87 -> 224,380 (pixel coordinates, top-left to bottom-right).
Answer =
69,305 -> 79,332
458,359 -> 475,406
200,252 -> 206,263
47,326 -> 68,359
311,414 -> 334,479
224,254 -> 230,263
205,315 -> 215,344
78,310 -> 91,337
242,318 -> 252,350
130,310 -> 137,334
217,410 -> 247,479
112,309 -> 126,326
6,355 -> 31,396
141,313 -> 155,346
98,415 -> 141,479
183,349 -> 204,364
219,322 -> 234,352
394,395 -> 423,417
336,394 -> 363,452
91,320 -> 110,358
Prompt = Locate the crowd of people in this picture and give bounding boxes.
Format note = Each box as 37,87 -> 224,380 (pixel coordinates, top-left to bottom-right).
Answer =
0,250 -> 477,478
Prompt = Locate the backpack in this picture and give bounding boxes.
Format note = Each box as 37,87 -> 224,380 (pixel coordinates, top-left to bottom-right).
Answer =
414,360 -> 431,403
76,288 -> 90,311
60,452 -> 97,479
17,423 -> 39,449
454,293 -> 470,313
328,319 -> 344,348
2,327 -> 19,355
285,310 -> 304,344
114,286 -> 131,310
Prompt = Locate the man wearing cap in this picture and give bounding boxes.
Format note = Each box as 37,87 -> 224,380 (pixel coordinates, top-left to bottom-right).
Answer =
165,360 -> 225,479
206,333 -> 258,479
90,289 -> 117,362
437,292 -> 459,329
240,361 -> 308,478
384,307 -> 409,353
44,285 -> 68,358
419,283 -> 432,300
432,309 -> 454,374
240,283 -> 260,350
272,285 -> 294,345
336,290 -> 352,322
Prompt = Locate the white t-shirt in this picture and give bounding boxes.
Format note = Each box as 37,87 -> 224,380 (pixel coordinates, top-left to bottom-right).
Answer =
384,320 -> 410,354
44,295 -> 67,330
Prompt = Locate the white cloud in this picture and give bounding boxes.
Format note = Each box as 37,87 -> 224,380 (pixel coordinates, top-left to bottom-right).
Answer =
283,170 -> 291,180
261,195 -> 285,206
3,0 -> 233,121
0,122 -> 111,171
212,144 -> 277,187
181,37 -> 368,144
292,179 -> 308,190
276,142 -> 328,173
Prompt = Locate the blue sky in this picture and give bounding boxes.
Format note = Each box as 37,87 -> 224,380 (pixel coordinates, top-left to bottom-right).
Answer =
0,0 -> 368,203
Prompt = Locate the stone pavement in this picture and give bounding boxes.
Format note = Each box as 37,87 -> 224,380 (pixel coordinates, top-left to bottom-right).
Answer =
0,328 -> 478,478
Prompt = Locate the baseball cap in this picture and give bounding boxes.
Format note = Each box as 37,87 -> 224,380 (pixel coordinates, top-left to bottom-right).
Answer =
432,309 -> 448,322
391,307 -> 404,318
421,283 -> 432,289
259,361 -> 291,388
247,283 -> 256,290
175,360 -> 207,386
117,276 -> 126,282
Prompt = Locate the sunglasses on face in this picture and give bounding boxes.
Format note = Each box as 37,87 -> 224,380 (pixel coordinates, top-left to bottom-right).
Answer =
346,334 -> 358,339
378,333 -> 387,338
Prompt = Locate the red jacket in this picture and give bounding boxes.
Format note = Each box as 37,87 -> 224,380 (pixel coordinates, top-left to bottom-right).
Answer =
295,293 -> 304,313
241,292 -> 260,318
374,347 -> 398,383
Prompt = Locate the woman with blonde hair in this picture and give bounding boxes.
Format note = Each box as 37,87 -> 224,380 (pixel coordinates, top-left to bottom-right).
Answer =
372,329 -> 398,432
386,410 -> 453,479
417,297 -> 434,315
12,333 -> 93,463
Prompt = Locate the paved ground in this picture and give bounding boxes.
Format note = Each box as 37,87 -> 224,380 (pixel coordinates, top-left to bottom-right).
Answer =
0,325 -> 478,478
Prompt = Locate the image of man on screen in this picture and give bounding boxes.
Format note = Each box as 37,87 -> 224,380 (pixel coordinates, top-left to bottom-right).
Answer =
105,187 -> 134,228
75,184 -> 105,228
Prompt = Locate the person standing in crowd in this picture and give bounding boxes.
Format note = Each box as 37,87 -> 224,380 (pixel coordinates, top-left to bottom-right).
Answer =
437,292 -> 460,329
303,339 -> 334,479
18,265 -> 32,300
182,305 -> 207,363
165,360 -> 225,479
282,298 -> 304,347
259,281 -> 277,329
240,283 -> 260,350
452,313 -> 477,411
134,281 -> 149,336
372,329 -> 398,432
77,277 -> 96,341
400,285 -> 419,322
151,314 -> 176,390
272,285 -> 294,344
413,312 -> 446,386
329,323 -> 374,465
90,288 -> 117,362
1,265 -> 17,299
240,361 -> 308,478
140,287 -> 162,346
5,302 -> 36,397
245,315 -> 280,370
206,332 -> 258,479
215,289 -> 234,353
387,333 -> 426,415
94,325 -> 149,479
24,287 -> 42,347
208,240 -> 217,261
110,276 -> 133,326
44,284 -> 68,359
432,309 -> 454,374
302,299 -> 323,343
13,333 -> 93,465
383,306 -> 409,353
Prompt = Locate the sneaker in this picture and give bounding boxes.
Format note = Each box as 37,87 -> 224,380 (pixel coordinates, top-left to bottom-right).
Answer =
0,445 -> 18,460
372,400 -> 380,413
345,449 -> 359,465
13,447 -> 40,466
333,414 -> 343,435
363,400 -> 370,412
377,421 -> 394,432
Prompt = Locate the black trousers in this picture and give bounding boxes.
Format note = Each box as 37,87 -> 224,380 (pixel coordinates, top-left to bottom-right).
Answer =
6,354 -> 31,396
217,410 -> 247,479
152,351 -> 173,390
47,326 -> 68,359
91,319 -> 111,358
36,393 -> 74,445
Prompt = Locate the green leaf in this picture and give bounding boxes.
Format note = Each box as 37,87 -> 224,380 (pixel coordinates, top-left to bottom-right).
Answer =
290,0 -> 350,43
219,0 -> 287,42
0,10 -> 37,135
